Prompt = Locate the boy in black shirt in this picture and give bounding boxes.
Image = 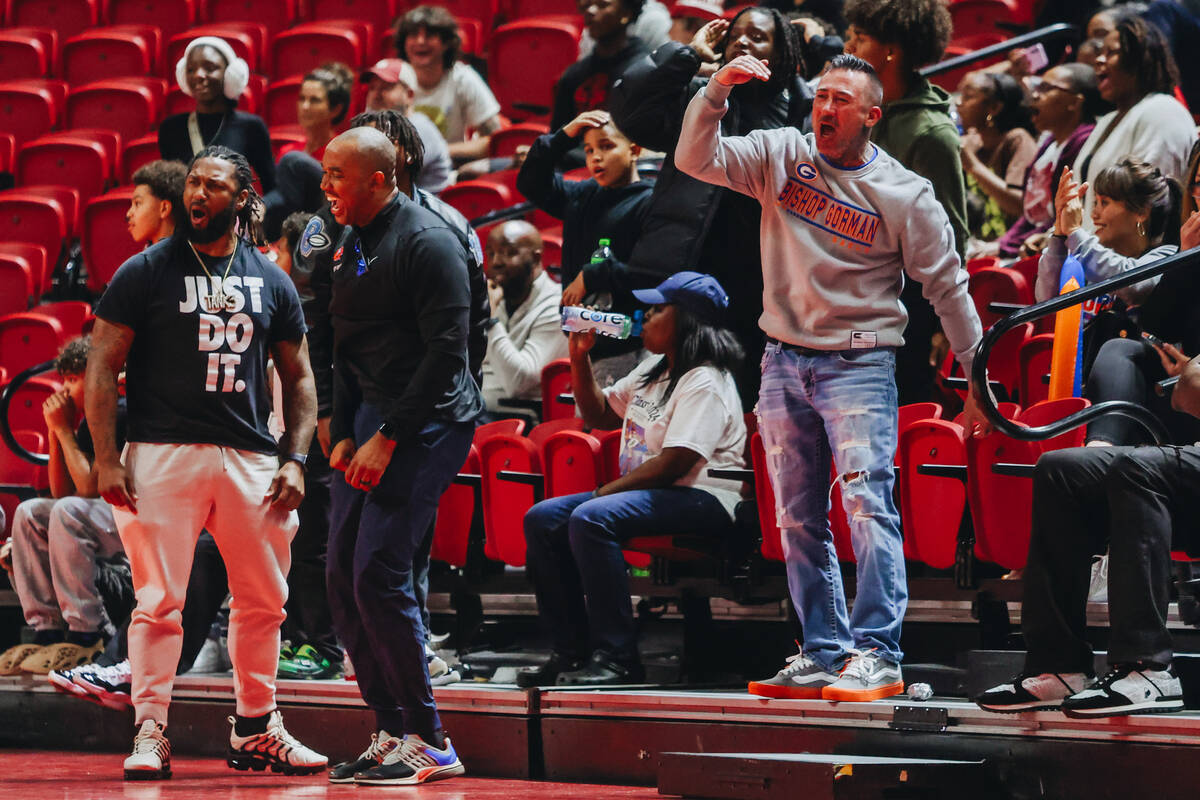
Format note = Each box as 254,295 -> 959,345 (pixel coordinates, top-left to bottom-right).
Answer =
87,146 -> 324,781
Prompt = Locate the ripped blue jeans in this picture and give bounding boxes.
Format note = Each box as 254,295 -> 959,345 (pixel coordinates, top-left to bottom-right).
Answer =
757,341 -> 905,670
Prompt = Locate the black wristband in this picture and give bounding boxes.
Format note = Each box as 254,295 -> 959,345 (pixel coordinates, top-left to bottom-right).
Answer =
280,452 -> 307,471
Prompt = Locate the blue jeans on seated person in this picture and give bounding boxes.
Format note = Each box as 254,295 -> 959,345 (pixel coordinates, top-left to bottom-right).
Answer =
523,487 -> 732,667
756,341 -> 906,672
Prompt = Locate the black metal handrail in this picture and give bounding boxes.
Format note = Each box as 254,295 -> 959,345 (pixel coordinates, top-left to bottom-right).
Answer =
969,248 -> 1199,445
920,23 -> 1077,77
0,359 -> 55,466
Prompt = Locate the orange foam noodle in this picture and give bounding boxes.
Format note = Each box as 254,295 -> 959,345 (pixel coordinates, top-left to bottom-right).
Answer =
1048,276 -> 1082,400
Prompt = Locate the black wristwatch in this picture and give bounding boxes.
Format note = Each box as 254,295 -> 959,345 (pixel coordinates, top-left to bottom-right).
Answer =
280,452 -> 307,471
377,420 -> 397,441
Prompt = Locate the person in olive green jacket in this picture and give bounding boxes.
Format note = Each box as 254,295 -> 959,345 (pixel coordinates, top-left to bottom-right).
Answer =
843,0 -> 968,405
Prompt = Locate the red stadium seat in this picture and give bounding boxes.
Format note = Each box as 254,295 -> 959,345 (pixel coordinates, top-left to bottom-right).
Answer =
541,429 -> 603,498
440,179 -> 514,223
526,416 -> 584,450
478,431 -> 540,566
897,419 -> 968,569
431,443 -> 480,568
0,133 -> 14,174
949,0 -> 1014,39
503,0 -> 576,17
0,258 -> 34,316
0,243 -> 51,297
427,0 -> 498,48
488,19 -> 581,120
201,0 -> 298,39
5,0 -> 100,42
0,30 -> 51,79
969,266 -> 1033,330
0,189 -> 72,276
119,133 -> 161,183
748,431 -> 783,562
67,78 -> 166,142
538,358 -> 573,421
264,74 -> 304,128
62,26 -> 163,86
0,311 -> 65,377
1018,332 -> 1054,408
0,430 -> 48,494
0,79 -> 66,145
270,128 -> 307,160
307,0 -> 400,29
16,135 -> 110,204
13,184 -> 82,237
271,21 -> 373,76
488,122 -> 549,158
33,300 -> 91,339
166,22 -> 267,77
82,187 -> 138,293
3,376 -> 62,445
107,0 -> 198,41
540,230 -> 562,276
0,27 -> 59,77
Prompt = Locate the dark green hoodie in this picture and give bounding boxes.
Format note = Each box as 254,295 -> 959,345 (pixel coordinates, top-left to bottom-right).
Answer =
871,77 -> 968,261
870,76 -> 968,404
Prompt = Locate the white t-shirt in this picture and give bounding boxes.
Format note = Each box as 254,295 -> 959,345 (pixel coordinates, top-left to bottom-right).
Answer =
412,62 -> 501,144
604,357 -> 747,517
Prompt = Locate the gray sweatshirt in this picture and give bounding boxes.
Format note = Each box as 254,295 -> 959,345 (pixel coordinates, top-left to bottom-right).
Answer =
1035,230 -> 1176,307
676,81 -> 983,375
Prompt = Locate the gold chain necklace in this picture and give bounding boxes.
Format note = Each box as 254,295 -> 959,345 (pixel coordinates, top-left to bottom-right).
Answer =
188,237 -> 239,313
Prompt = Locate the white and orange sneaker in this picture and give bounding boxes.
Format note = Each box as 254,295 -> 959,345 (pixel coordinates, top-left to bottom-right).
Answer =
124,719 -> 171,781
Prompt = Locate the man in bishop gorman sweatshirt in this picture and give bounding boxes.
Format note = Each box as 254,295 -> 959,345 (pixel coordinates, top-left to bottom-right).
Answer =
676,53 -> 992,701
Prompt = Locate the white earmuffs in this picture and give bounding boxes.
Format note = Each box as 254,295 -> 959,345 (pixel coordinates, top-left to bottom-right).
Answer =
176,36 -> 251,101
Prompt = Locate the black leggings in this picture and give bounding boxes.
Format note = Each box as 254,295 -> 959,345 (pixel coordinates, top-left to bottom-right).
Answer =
1085,337 -> 1200,446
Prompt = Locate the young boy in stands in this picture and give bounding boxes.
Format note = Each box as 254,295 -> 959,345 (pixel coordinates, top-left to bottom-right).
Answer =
0,337 -> 127,676
517,109 -> 654,383
127,161 -> 186,246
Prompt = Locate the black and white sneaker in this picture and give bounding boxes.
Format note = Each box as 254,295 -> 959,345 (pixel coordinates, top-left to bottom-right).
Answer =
976,672 -> 1091,713
748,649 -> 843,699
1061,664 -> 1184,718
73,659 -> 133,711
354,735 -> 465,785
328,730 -> 399,783
227,710 -> 328,775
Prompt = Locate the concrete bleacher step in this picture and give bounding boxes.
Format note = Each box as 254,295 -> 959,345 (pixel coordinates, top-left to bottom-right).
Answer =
657,752 -> 992,800
967,650 -> 1200,707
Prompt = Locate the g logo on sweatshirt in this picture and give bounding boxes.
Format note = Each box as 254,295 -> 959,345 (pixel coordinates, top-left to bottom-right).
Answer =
795,162 -> 818,181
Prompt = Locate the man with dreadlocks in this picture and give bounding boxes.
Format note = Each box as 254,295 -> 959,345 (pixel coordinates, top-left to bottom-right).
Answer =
86,146 -> 326,780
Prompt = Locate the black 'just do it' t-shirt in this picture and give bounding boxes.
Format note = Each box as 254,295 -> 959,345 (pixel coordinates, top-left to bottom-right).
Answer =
95,236 -> 307,454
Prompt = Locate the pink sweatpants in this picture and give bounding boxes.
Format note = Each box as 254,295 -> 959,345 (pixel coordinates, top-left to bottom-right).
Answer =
112,442 -> 297,726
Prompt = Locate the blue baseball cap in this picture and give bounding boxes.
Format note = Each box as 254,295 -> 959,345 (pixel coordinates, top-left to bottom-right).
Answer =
633,271 -> 730,323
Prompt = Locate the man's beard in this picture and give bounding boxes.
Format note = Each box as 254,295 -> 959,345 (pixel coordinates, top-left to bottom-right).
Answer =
185,204 -> 238,245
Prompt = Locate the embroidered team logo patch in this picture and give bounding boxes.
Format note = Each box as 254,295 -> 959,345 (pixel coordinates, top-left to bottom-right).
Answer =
795,162 -> 818,181
299,216 -> 330,257
332,245 -> 344,272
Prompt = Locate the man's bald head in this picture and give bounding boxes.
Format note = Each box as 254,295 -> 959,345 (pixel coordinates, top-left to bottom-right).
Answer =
486,219 -> 544,296
322,127 -> 399,226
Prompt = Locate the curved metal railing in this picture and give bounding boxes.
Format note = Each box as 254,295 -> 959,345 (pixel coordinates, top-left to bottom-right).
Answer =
968,248 -> 1198,445
0,359 -> 55,466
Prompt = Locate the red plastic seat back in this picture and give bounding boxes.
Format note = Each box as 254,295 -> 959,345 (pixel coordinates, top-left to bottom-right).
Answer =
527,416 -> 584,451
749,431 -> 784,562
966,426 -> 1042,569
0,243 -> 50,297
166,23 -> 268,76
969,266 -> 1033,330
62,26 -> 161,85
478,434 -> 540,566
0,31 -> 50,79
0,312 -> 65,376
489,122 -> 549,158
83,187 -> 140,293
33,300 -> 90,339
1018,396 -> 1090,452
0,191 -> 69,275
949,0 -> 1015,39
488,19 -> 580,120
539,358 -> 573,421
440,179 -> 514,223
4,374 -> 62,442
271,21 -> 372,75
1018,332 -> 1054,409
0,429 -> 47,489
431,443 -> 479,568
541,429 -> 602,498
308,0 -> 400,30
598,428 -> 621,482
0,259 -> 35,316
0,80 -> 61,145
203,0 -> 297,38
898,419 -> 967,568
109,0 -> 197,41
475,417 -> 526,443
17,137 -> 109,204
6,0 -> 99,41
264,75 -> 304,128
120,133 -> 160,183
67,78 -> 165,142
